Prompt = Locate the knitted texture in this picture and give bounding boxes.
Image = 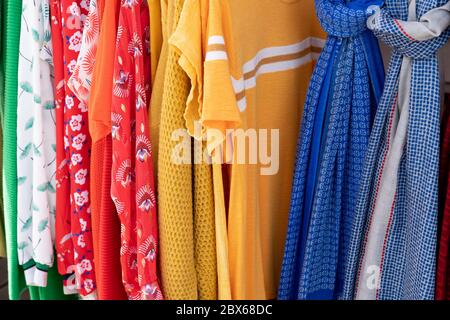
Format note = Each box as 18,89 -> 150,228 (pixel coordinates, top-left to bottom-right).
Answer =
0,124 -> 4,258
193,141 -> 217,300
158,0 -> 198,299
0,0 -> 5,258
89,136 -> 101,288
90,138 -> 104,293
3,0 -> 27,300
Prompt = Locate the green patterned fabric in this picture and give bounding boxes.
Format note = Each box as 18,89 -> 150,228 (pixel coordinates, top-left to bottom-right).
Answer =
3,0 -> 26,299
0,0 -> 7,258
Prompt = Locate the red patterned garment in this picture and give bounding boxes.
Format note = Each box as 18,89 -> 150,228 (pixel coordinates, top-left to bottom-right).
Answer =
437,93 -> 450,300
51,0 -> 97,299
110,0 -> 162,300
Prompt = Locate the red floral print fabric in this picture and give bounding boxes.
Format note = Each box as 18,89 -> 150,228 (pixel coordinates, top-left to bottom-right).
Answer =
111,0 -> 162,300
51,0 -> 97,299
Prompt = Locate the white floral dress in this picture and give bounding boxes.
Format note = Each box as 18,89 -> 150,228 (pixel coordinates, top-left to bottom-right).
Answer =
17,0 -> 57,287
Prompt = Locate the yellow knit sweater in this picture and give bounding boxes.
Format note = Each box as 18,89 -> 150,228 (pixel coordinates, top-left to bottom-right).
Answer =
154,0 -> 217,299
193,141 -> 217,300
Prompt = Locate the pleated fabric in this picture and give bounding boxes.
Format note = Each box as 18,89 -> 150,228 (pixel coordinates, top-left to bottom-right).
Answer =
98,136 -> 126,299
343,0 -> 450,300
89,139 -> 104,293
0,0 -> 6,259
278,0 -> 385,300
437,93 -> 450,300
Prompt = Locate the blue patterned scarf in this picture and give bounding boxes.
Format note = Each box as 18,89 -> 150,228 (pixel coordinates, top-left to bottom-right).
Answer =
278,0 -> 385,300
342,0 -> 450,300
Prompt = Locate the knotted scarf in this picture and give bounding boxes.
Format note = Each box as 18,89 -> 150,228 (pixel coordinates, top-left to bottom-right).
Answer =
342,0 -> 450,300
278,0 -> 385,300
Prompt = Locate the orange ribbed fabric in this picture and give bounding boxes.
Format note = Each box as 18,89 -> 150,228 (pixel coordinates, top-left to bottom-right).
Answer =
90,138 -> 103,290
88,0 -> 105,295
98,134 -> 126,299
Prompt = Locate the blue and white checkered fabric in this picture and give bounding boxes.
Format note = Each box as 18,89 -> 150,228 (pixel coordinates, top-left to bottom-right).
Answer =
278,0 -> 385,300
341,0 -> 450,300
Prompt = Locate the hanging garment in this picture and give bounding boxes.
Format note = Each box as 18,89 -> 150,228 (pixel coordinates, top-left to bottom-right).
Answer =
342,0 -> 450,300
171,0 -> 226,300
0,0 -> 6,259
156,0 -> 197,300
278,0 -> 385,300
110,0 -> 162,300
88,0 -> 126,300
51,0 -> 97,299
1,0 -> 68,300
77,0 -> 104,293
2,0 -> 27,300
171,0 -> 326,299
1,4 -> 68,298
16,0 -> 58,287
437,93 -> 450,300
181,0 -> 218,300
67,0 -> 104,295
152,0 -> 218,300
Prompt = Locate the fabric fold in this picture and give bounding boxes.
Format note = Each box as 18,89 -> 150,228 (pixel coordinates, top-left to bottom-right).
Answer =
17,0 -> 57,289
343,0 -> 450,300
51,0 -> 97,299
110,0 -> 163,300
278,0 -> 385,300
157,0 -> 198,300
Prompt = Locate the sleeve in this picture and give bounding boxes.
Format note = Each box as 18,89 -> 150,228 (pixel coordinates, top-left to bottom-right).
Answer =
169,0 -> 203,139
169,0 -> 233,300
169,0 -> 241,140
